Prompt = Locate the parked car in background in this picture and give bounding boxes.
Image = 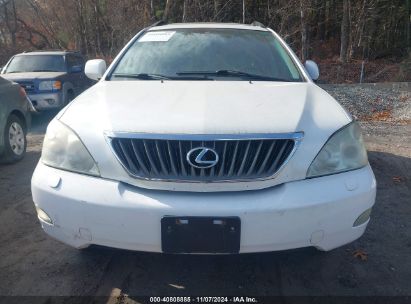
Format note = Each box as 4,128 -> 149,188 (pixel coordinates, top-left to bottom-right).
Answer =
32,23 -> 376,254
0,76 -> 33,163
1,51 -> 92,111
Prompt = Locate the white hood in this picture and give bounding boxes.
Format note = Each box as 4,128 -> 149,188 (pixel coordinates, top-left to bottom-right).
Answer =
2,71 -> 66,81
61,81 -> 349,134
59,80 -> 351,191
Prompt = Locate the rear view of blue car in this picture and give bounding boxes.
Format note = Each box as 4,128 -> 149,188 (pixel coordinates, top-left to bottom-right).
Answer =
1,51 -> 93,110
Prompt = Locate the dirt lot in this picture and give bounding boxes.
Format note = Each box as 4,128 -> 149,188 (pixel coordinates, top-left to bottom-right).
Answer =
0,86 -> 410,302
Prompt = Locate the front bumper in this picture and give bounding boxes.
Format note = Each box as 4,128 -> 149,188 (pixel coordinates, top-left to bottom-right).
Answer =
31,162 -> 376,253
28,92 -> 63,110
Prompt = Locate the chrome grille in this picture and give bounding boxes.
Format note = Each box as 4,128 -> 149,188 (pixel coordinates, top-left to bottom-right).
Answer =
16,81 -> 35,92
109,134 -> 302,182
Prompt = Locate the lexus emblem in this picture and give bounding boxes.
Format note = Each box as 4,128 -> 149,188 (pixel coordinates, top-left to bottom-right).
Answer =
186,147 -> 219,169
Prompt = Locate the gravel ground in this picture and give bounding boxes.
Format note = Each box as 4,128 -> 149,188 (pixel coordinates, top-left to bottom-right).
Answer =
0,84 -> 410,302
322,84 -> 411,123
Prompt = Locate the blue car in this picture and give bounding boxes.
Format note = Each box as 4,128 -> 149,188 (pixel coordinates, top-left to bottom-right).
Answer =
1,51 -> 93,110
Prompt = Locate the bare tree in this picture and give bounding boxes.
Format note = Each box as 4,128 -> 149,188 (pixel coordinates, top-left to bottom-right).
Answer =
0,0 -> 409,69
163,0 -> 173,22
242,0 -> 245,23
300,0 -> 309,62
407,0 -> 411,50
340,0 -> 350,62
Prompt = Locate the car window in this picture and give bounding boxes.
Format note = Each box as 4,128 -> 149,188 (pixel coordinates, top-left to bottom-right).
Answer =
110,28 -> 303,81
66,55 -> 84,69
4,55 -> 66,73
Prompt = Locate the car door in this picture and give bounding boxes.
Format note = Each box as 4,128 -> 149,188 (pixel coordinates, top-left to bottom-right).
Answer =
65,54 -> 81,96
67,54 -> 89,95
75,55 -> 90,93
0,77 -> 14,127
0,77 -> 19,154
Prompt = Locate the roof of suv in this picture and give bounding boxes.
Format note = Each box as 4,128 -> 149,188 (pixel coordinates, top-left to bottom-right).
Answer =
15,51 -> 81,56
150,22 -> 269,32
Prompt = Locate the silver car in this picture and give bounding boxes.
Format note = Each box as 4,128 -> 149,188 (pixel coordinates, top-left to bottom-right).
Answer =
0,76 -> 33,163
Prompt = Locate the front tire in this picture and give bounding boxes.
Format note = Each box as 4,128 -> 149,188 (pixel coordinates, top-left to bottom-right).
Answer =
1,114 -> 27,163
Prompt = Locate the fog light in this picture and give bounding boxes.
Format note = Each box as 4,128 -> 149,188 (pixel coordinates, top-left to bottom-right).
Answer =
35,206 -> 53,225
353,208 -> 372,227
45,99 -> 56,105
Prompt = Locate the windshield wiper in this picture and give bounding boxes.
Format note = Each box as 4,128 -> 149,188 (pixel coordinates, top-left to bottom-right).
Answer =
176,70 -> 291,82
112,73 -> 172,80
111,73 -> 209,81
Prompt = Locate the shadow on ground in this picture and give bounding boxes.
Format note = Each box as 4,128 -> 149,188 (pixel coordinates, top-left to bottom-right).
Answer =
0,134 -> 410,299
30,110 -> 59,134
82,151 -> 411,299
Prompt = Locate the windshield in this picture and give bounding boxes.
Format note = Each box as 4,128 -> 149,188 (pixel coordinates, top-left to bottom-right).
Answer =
109,28 -> 303,81
5,55 -> 66,73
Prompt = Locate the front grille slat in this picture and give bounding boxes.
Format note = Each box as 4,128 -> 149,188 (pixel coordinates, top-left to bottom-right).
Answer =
118,140 -> 138,172
227,141 -> 240,176
256,141 -> 276,175
268,141 -> 289,173
155,140 -> 169,175
178,141 -> 187,176
218,142 -> 228,177
17,81 -> 35,92
190,141 -> 196,176
209,141 -> 217,177
167,141 -> 178,176
131,140 -> 150,175
237,140 -> 251,176
246,140 -> 264,176
110,134 -> 299,182
143,140 -> 160,175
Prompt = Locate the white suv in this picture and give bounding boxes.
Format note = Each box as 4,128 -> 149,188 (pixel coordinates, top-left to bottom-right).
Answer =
31,23 -> 376,254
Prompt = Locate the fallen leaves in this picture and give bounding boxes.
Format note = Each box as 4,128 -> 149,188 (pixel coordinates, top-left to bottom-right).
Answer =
353,249 -> 368,261
362,109 -> 392,121
398,93 -> 409,103
317,57 -> 404,83
393,176 -> 405,184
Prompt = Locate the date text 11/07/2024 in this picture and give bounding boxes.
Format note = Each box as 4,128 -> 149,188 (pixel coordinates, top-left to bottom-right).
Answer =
149,296 -> 258,303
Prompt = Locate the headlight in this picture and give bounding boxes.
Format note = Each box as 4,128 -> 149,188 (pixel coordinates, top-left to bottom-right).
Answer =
39,80 -> 62,91
41,120 -> 100,176
307,122 -> 368,178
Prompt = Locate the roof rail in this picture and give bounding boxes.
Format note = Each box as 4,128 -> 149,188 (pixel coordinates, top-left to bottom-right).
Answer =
23,49 -> 80,53
137,20 -> 167,37
149,20 -> 167,28
250,21 -> 266,28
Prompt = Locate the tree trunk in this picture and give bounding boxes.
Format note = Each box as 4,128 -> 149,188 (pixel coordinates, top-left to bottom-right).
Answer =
242,0 -> 246,24
11,0 -> 17,49
214,0 -> 221,21
3,0 -> 17,50
316,0 -> 325,40
150,0 -> 155,19
163,0 -> 173,22
407,0 -> 410,50
93,0 -> 101,56
300,0 -> 309,62
340,0 -> 350,63
182,0 -> 187,22
76,0 -> 88,55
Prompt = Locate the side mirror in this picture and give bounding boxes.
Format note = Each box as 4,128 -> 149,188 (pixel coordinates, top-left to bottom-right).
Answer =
304,60 -> 320,81
85,59 -> 106,81
70,65 -> 83,73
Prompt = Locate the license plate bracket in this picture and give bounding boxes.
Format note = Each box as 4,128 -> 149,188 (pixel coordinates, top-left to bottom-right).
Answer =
161,216 -> 241,254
